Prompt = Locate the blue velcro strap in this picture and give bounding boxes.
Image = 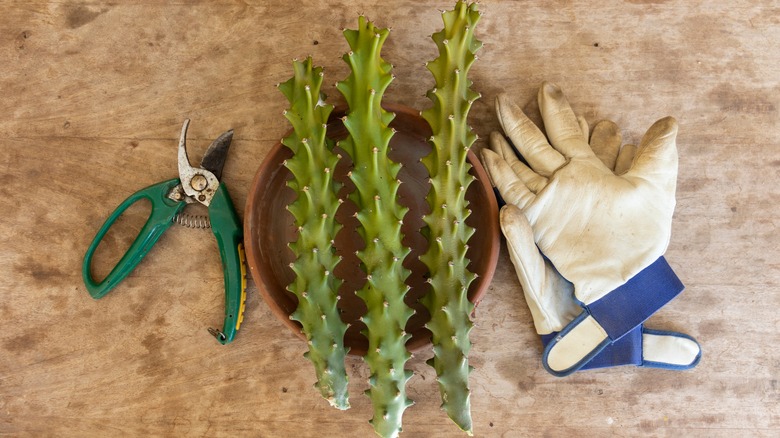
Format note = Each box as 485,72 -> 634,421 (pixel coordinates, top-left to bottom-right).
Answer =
539,333 -> 556,346
586,256 -> 684,341
541,326 -> 643,370
581,327 -> 643,369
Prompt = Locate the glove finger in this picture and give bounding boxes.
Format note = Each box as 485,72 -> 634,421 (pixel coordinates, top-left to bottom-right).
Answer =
500,205 -> 579,335
589,120 -> 622,171
490,131 -> 548,193
577,115 -> 589,140
538,82 -> 594,159
495,93 -> 565,176
641,328 -> 701,369
481,148 -> 535,210
623,116 -> 678,191
614,144 -> 636,175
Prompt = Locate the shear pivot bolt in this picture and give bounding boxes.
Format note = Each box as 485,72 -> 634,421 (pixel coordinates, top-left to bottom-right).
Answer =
190,174 -> 208,191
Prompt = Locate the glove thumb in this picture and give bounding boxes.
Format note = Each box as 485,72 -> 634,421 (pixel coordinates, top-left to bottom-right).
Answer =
623,116 -> 679,192
500,205 -> 580,335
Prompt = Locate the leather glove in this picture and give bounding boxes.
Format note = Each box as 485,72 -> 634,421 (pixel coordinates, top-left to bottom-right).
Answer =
482,82 -> 701,376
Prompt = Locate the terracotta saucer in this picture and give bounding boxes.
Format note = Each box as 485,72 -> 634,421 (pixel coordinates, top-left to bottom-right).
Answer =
244,103 -> 499,355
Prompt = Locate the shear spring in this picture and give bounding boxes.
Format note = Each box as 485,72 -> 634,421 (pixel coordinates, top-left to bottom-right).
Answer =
173,212 -> 211,229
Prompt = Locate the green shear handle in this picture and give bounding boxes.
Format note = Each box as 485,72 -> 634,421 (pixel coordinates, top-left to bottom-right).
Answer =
82,120 -> 246,345
206,184 -> 247,344
82,178 -> 184,299
82,180 -> 247,344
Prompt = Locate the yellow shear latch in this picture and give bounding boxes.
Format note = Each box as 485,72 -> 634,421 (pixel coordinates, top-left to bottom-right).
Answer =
235,243 -> 247,330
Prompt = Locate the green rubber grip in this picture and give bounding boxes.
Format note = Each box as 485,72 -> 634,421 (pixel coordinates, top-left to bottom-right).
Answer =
207,184 -> 247,344
82,178 -> 185,299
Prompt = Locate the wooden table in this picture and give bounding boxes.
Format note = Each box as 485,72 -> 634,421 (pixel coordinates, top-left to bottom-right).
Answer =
2,1 -> 777,436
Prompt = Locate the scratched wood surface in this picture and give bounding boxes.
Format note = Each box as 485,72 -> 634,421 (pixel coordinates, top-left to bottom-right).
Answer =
1,0 -> 778,436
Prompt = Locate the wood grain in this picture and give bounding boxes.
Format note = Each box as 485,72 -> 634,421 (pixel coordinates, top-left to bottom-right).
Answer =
1,1 -> 778,436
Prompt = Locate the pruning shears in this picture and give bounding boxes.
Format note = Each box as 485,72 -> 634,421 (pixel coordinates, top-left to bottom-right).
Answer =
82,119 -> 247,344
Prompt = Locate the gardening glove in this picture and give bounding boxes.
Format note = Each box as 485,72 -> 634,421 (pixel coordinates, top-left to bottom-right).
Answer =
491,117 -> 700,374
481,82 -> 700,376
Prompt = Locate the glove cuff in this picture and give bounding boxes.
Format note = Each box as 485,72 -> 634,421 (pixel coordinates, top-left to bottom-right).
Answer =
540,326 -> 701,372
586,256 -> 684,340
541,327 -> 643,370
542,257 -> 685,376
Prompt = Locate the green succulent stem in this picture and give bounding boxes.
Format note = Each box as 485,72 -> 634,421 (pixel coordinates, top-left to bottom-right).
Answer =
280,57 -> 350,410
419,1 -> 482,435
336,16 -> 414,438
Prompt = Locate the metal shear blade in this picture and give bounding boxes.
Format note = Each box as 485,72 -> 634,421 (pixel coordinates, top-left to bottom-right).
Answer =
176,119 -> 234,207
201,129 -> 234,181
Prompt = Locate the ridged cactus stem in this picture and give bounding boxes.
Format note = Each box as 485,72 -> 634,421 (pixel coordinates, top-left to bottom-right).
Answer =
336,16 -> 414,438
279,57 -> 350,410
419,2 -> 482,435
